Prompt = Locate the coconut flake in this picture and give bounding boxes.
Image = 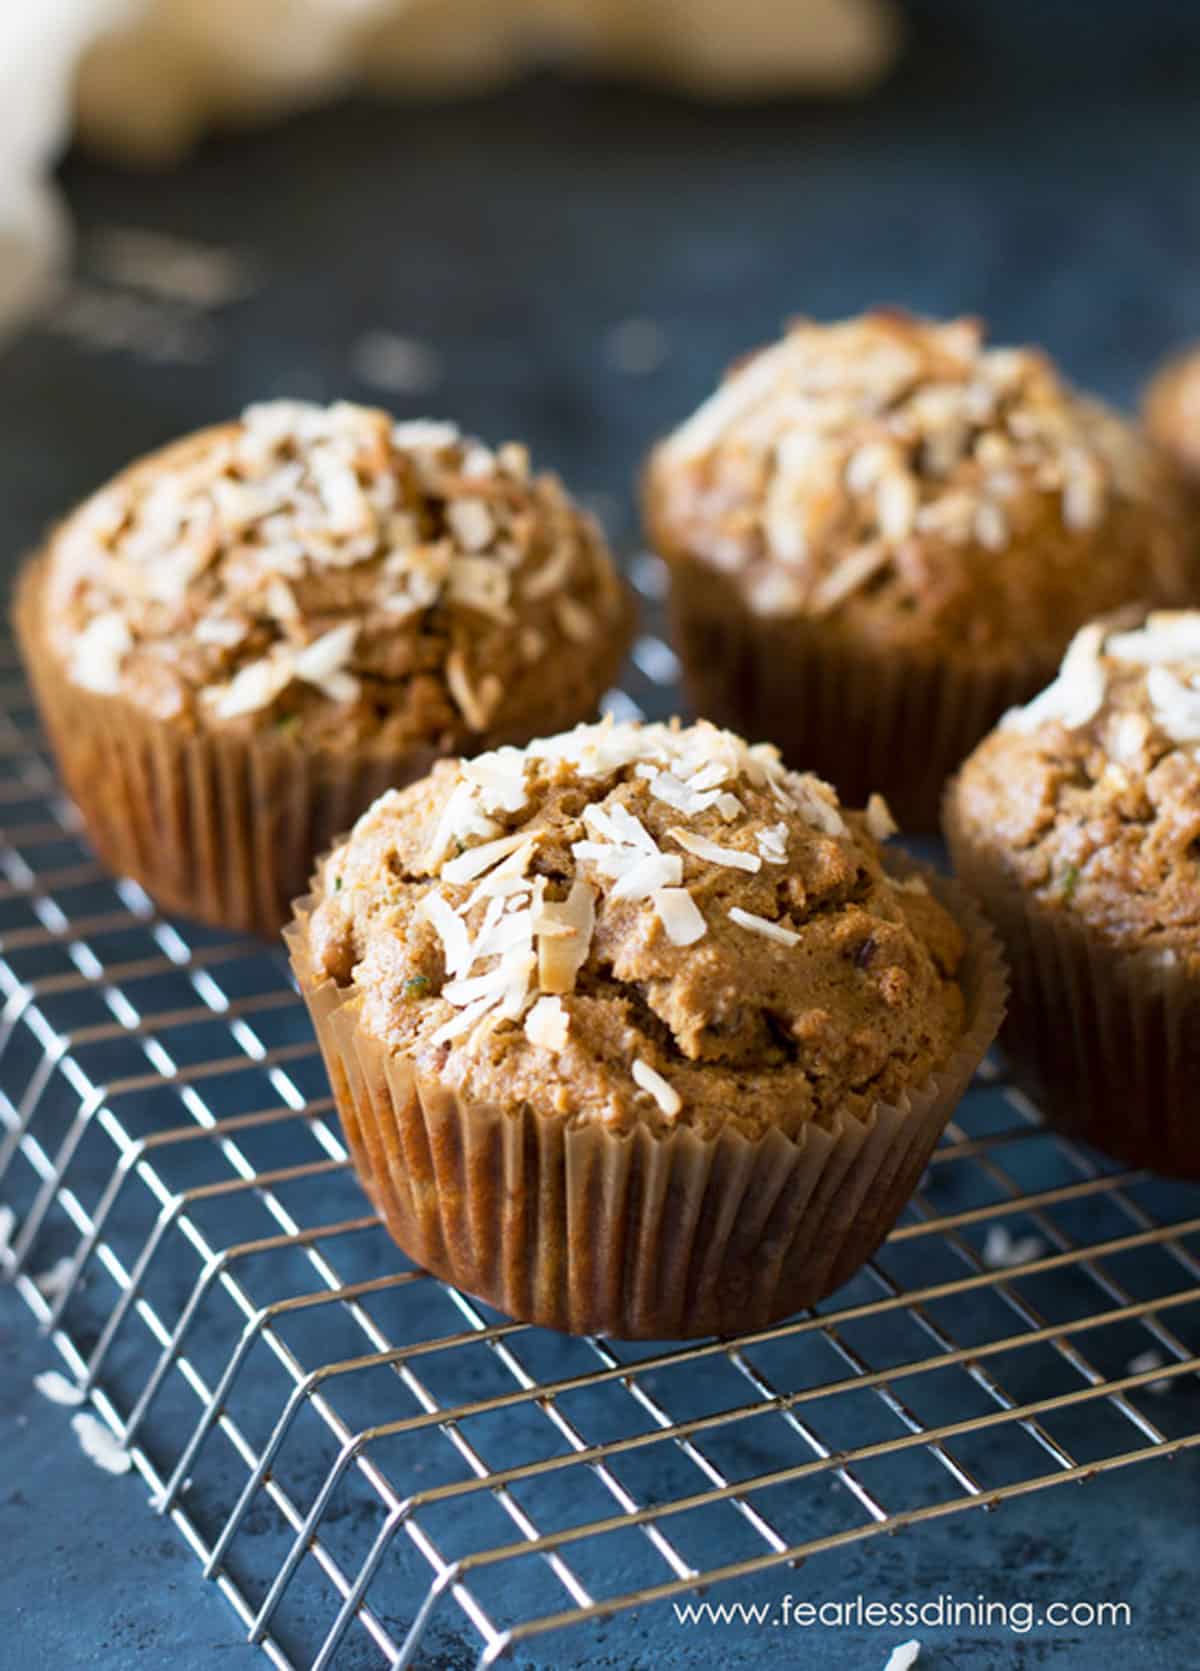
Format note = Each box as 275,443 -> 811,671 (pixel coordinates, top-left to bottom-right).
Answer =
1128,1348 -> 1172,1395
876,471 -> 918,541
608,852 -> 684,901
631,1058 -> 682,1119
447,498 -> 496,552
463,745 -> 531,813
535,880 -> 595,994
647,771 -> 698,812
1107,612 -> 1200,665
445,555 -> 511,620
973,500 -> 1010,551
685,762 -> 729,792
596,802 -> 659,854
464,837 -> 538,908
469,905 -> 535,965
1004,623 -> 1107,733
34,1256 -> 76,1301
202,651 -> 293,719
34,1370 -> 85,1407
809,542 -> 891,616
1147,666 -> 1200,742
68,611 -> 133,694
662,335 -> 800,460
392,418 -> 461,452
193,614 -> 248,648
865,793 -> 898,842
425,780 -> 503,869
522,545 -> 575,600
441,831 -> 532,885
293,622 -> 359,700
787,776 -> 847,836
668,827 -> 761,872
429,991 -> 500,1045
555,597 -> 595,643
728,906 -> 801,947
883,1643 -> 922,1671
652,888 -> 706,945
441,964 -> 514,1009
1110,710 -> 1151,763
72,1412 -> 132,1476
445,649 -> 497,731
756,822 -> 789,863
982,1225 -> 1046,1269
524,995 -> 570,1052
422,892 -> 473,977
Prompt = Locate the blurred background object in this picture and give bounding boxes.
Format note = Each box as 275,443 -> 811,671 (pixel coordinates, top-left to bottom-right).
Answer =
0,0 -> 898,340
79,0 -> 900,162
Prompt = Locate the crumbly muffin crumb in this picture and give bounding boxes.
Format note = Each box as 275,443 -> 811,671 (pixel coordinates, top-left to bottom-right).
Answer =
951,611 -> 1200,959
309,718 -> 967,1136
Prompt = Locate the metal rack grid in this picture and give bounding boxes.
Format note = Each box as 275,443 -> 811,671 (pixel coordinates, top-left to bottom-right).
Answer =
3,562 -> 1200,1671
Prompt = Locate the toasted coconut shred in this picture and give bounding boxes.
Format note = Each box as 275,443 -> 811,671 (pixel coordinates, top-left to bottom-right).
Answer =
655,312 -> 1163,618
47,400 -> 621,731
1003,611 -> 1200,756
321,718 -> 926,1128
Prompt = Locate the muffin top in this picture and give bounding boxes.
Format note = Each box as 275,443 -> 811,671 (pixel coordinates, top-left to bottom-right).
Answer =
1142,343 -> 1200,485
307,718 -> 967,1138
949,611 -> 1200,960
38,401 -> 629,747
646,311 -> 1187,664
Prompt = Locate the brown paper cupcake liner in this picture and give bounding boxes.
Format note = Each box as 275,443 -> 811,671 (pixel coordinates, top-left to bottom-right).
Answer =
14,559 -> 634,939
664,554 -> 1046,832
285,856 -> 1007,1339
946,800 -> 1200,1179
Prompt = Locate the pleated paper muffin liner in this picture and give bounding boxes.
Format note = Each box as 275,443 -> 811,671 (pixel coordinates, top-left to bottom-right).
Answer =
664,554 -> 1043,833
285,855 -> 1007,1340
946,800 -> 1200,1179
13,558 -> 633,939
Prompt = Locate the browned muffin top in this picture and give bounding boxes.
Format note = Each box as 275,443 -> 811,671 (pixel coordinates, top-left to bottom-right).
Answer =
307,718 -> 967,1138
646,311 -> 1187,664
1142,343 -> 1200,485
41,402 -> 628,745
949,611 -> 1200,959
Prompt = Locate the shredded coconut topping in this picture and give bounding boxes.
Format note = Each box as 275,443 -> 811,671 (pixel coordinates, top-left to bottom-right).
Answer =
631,1058 -> 683,1119
655,311 -> 1161,617
667,826 -> 761,872
327,719 -> 924,1127
48,400 -> 621,725
68,610 -> 132,695
728,906 -> 802,946
865,793 -> 898,842
756,822 -> 789,863
1003,623 -> 1108,734
1003,611 -> 1200,750
652,887 -> 707,946
523,995 -> 570,1053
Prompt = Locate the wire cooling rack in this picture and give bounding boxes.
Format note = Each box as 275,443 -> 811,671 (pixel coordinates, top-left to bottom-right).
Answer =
3,556 -> 1200,1670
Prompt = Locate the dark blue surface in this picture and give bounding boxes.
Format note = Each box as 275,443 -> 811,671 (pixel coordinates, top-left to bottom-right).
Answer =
5,7 -> 1200,1665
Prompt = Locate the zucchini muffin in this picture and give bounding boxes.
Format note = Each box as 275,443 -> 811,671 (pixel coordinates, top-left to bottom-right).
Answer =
645,310 -> 1191,828
1142,342 -> 1200,495
945,611 -> 1200,1177
15,402 -> 634,935
289,717 -> 1005,1338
